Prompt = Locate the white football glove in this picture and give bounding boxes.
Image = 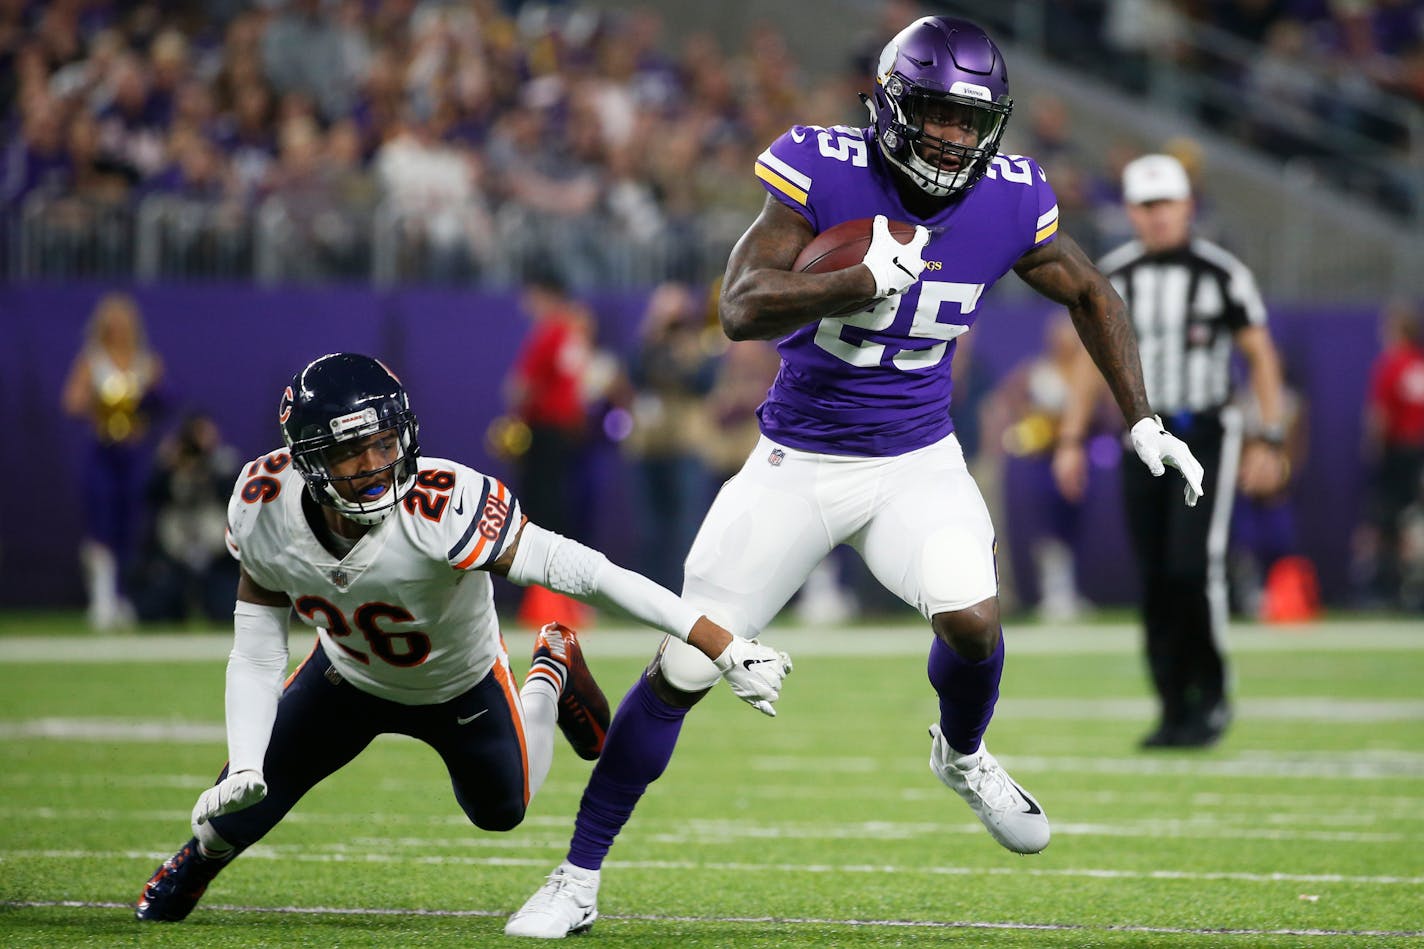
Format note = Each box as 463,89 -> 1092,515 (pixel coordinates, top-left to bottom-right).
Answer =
861,214 -> 930,298
191,769 -> 267,829
1130,415 -> 1206,507
713,637 -> 794,717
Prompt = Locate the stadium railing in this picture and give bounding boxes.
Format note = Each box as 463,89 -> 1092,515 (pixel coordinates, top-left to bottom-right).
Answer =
5,193 -> 738,290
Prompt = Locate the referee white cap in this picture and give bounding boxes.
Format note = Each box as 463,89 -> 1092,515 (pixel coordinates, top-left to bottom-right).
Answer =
1122,154 -> 1192,204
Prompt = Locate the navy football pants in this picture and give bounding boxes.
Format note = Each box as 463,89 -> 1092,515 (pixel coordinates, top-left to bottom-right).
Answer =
207,641 -> 530,851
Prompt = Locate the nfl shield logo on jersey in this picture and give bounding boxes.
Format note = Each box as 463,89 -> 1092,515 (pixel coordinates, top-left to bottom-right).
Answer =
768,448 -> 785,467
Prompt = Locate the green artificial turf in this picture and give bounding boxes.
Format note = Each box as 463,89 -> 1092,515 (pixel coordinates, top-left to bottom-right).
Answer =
1,619 -> 1420,947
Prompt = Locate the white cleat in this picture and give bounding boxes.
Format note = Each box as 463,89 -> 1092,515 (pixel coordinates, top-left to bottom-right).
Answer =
505,865 -> 599,939
928,723 -> 1050,854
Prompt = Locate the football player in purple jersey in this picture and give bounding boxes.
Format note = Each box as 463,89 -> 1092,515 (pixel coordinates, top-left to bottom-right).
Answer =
507,16 -> 1205,938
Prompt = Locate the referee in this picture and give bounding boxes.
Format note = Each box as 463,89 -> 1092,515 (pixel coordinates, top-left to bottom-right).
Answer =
1057,154 -> 1289,748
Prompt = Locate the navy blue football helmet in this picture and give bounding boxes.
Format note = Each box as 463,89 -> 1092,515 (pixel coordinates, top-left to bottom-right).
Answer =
278,353 -> 420,525
867,16 -> 1013,198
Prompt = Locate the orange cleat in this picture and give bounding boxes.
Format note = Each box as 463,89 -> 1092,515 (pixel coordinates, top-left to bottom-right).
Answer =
530,622 -> 610,761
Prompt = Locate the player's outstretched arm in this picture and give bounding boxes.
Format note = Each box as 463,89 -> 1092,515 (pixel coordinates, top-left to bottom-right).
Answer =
1014,232 -> 1152,424
490,521 -> 793,716
192,568 -> 290,830
1015,231 -> 1204,506
719,195 -> 882,341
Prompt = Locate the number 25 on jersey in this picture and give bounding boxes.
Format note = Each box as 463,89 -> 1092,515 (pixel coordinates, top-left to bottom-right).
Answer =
814,280 -> 983,371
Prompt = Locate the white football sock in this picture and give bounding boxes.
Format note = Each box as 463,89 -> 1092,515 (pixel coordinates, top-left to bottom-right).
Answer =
193,819 -> 234,857
520,676 -> 560,799
559,860 -> 599,882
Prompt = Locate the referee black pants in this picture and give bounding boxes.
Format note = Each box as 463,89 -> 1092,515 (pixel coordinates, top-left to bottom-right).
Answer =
1121,410 -> 1242,731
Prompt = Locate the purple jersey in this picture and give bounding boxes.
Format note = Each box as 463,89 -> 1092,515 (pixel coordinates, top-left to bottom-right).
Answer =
752,124 -> 1059,456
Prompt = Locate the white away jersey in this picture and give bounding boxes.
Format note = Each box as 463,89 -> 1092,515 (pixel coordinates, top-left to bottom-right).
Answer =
225,450 -> 522,704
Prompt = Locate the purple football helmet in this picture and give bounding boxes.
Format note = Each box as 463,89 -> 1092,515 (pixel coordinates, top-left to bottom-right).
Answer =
867,16 -> 1013,198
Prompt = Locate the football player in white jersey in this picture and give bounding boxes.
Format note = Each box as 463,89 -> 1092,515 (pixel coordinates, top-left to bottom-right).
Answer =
135,353 -> 792,923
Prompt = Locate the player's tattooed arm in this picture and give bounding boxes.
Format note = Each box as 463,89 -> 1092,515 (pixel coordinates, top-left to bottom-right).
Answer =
719,195 -> 879,340
1014,231 -> 1154,424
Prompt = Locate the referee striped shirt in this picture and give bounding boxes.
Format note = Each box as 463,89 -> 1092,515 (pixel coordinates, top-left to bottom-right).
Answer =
1098,238 -> 1267,415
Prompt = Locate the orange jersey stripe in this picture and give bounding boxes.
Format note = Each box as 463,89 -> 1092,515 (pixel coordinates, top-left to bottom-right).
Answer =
491,654 -> 531,806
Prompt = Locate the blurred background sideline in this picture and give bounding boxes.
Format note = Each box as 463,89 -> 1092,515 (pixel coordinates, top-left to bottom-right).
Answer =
2,0 -> 1422,625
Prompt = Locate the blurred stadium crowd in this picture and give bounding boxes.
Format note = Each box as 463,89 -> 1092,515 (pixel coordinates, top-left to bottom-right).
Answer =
6,0 -> 1424,624
3,0 -> 849,285
1033,0 -> 1423,143
976,0 -> 1424,218
6,0 -> 1421,287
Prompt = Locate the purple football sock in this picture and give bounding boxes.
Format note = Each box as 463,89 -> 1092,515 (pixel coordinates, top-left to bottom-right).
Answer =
927,632 -> 1005,755
566,675 -> 688,870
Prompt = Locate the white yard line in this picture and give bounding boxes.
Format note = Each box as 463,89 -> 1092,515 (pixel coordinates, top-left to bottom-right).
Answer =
5,850 -> 1424,888
0,719 -> 224,741
6,771 -> 1423,815
2,717 -> 1422,783
4,692 -> 1422,747
5,899 -> 1423,939
996,698 -> 1424,722
750,751 -> 1424,780
4,805 -> 1415,843
2,620 -> 1423,663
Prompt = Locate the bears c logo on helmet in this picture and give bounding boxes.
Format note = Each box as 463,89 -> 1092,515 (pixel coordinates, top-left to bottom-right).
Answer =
278,386 -> 294,424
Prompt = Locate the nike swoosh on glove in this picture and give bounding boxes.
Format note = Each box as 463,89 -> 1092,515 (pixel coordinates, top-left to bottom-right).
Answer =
1130,415 -> 1206,507
713,637 -> 794,717
861,214 -> 930,298
191,769 -> 267,828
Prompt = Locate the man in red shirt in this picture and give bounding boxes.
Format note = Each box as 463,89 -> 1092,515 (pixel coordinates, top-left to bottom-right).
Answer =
507,272 -> 593,542
1364,299 -> 1424,607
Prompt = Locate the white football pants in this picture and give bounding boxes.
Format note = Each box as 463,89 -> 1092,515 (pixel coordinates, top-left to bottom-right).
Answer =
660,432 -> 998,691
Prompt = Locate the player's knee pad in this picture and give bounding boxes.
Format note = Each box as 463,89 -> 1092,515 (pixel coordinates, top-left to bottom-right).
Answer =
919,525 -> 998,617
645,635 -> 720,704
931,597 -> 1001,661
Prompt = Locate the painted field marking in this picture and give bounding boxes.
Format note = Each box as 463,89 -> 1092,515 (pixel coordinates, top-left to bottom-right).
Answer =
4,898 -> 1422,939
2,621 -> 1423,663
6,848 -> 1424,887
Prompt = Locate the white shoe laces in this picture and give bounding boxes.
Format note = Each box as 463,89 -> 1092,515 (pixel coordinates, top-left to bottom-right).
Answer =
539,625 -> 569,662
526,869 -> 594,914
951,750 -> 1020,813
